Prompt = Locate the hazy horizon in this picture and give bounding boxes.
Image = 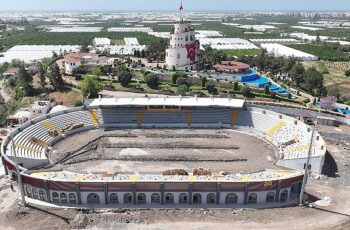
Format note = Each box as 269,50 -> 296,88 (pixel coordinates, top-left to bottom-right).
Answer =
0,0 -> 349,12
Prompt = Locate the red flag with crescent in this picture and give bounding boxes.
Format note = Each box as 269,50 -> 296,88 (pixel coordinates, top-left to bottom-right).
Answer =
186,44 -> 196,61
179,1 -> 184,11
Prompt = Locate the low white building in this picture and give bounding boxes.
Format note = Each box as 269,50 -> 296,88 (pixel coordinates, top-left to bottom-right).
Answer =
63,52 -> 99,74
7,101 -> 51,126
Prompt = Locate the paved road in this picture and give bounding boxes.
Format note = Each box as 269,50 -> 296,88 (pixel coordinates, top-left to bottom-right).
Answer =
0,79 -> 11,102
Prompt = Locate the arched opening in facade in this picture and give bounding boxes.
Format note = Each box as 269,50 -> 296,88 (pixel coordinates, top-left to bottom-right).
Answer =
32,188 -> 38,199
123,193 -> 132,204
137,193 -> 146,204
151,193 -> 160,204
280,190 -> 288,203
52,192 -> 59,203
266,192 -> 275,203
39,190 -> 46,201
26,186 -> 32,198
87,193 -> 100,204
165,193 -> 174,204
60,193 -> 68,204
179,193 -> 188,204
109,193 -> 118,204
69,193 -> 77,204
193,193 -> 202,204
248,193 -> 257,204
225,193 -> 238,204
206,193 -> 216,204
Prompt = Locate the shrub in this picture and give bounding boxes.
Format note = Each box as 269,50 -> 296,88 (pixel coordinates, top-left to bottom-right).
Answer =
144,73 -> 159,89
233,81 -> 239,91
264,84 -> 270,95
177,85 -> 188,96
345,69 -> 350,77
201,77 -> 207,88
205,82 -> 218,95
118,71 -> 133,87
241,85 -> 252,97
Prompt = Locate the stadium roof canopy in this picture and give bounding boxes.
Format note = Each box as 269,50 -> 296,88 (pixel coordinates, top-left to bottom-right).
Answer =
89,97 -> 245,109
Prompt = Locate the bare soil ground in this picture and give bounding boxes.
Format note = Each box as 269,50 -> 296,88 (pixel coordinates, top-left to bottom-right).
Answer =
1,125 -> 350,230
49,129 -> 279,174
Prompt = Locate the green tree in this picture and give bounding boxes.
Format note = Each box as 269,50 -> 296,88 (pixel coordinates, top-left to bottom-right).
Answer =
118,71 -> 133,87
48,63 -> 64,91
16,65 -> 33,96
264,84 -> 270,95
176,77 -> 188,86
328,87 -> 341,100
233,81 -> 239,91
80,43 -> 90,52
205,82 -> 218,95
144,73 -> 159,89
177,85 -> 188,96
241,85 -> 252,97
80,76 -> 102,98
36,62 -> 46,91
303,67 -> 327,96
201,77 -> 207,88
289,63 -> 305,87
92,67 -> 103,77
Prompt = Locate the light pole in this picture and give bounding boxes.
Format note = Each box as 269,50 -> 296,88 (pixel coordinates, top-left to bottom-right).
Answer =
299,129 -> 315,206
9,135 -> 26,207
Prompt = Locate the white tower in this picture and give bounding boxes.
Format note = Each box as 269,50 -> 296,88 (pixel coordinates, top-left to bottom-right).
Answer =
165,19 -> 201,70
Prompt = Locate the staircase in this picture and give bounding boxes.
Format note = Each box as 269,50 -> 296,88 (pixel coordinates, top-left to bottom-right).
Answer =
186,111 -> 192,127
230,111 -> 239,127
89,109 -> 99,127
266,121 -> 286,136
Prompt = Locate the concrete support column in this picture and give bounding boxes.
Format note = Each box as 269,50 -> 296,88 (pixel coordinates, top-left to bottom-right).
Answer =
132,183 -> 136,205
275,181 -> 282,203
104,183 -> 108,205
216,183 -> 221,205
160,183 -> 165,205
244,183 -> 248,205
189,183 -> 193,205
44,180 -> 50,202
76,183 -> 81,205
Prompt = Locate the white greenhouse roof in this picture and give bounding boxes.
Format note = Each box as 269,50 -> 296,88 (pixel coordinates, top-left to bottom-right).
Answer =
260,43 -> 318,61
0,45 -> 80,64
89,97 -> 245,109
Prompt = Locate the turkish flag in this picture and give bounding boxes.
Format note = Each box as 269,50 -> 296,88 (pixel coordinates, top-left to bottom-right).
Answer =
186,44 -> 196,61
179,1 -> 184,11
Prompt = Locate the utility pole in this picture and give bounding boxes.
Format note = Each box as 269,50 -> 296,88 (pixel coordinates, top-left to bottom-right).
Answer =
10,135 -> 26,207
299,129 -> 315,206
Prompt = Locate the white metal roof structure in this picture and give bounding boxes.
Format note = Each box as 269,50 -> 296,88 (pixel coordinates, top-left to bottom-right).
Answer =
196,30 -> 223,38
93,37 -> 111,46
260,43 -> 318,61
0,45 -> 80,64
250,39 -> 299,45
89,97 -> 246,109
46,26 -> 103,32
290,33 -> 328,41
124,37 -> 139,45
108,27 -> 153,33
148,32 -> 171,38
291,26 -> 324,31
200,38 -> 259,50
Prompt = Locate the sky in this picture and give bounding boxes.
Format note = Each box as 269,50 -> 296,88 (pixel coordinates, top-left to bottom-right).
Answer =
0,0 -> 350,12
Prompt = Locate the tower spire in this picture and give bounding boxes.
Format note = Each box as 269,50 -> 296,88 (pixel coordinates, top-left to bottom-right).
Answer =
179,0 -> 184,11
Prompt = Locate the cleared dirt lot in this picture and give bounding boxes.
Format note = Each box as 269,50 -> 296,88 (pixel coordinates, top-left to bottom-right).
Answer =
50,129 -> 280,174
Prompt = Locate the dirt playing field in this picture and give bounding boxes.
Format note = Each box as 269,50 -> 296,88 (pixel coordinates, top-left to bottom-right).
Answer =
49,129 -> 280,174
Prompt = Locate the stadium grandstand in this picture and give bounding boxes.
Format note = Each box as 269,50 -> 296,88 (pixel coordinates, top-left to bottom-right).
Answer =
1,96 -> 326,208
